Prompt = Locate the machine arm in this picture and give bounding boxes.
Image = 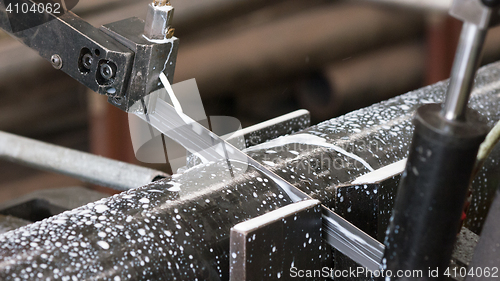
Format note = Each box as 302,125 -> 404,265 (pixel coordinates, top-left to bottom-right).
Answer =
0,0 -> 179,112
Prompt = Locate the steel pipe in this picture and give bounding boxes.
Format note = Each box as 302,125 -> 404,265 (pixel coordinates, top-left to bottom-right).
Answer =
0,131 -> 167,190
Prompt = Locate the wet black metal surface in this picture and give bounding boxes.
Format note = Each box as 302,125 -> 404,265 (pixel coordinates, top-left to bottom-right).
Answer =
1,62 -> 500,280
0,3 -> 134,102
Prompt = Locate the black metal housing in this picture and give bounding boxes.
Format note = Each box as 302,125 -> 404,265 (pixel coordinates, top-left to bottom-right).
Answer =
100,17 -> 179,111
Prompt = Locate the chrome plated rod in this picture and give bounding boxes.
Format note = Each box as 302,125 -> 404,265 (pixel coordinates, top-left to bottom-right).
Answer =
442,22 -> 487,121
0,131 -> 166,190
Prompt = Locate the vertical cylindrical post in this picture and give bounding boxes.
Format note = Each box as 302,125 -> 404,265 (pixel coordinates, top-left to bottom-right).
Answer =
381,104 -> 487,279
466,183 -> 500,280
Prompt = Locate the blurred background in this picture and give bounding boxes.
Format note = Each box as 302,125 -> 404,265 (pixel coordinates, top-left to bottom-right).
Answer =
2,0 -> 500,202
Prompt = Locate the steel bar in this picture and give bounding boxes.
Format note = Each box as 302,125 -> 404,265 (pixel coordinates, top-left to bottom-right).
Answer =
0,131 -> 167,191
1,62 -> 500,280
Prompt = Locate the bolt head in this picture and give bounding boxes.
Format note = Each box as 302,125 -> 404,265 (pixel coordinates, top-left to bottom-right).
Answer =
50,54 -> 63,69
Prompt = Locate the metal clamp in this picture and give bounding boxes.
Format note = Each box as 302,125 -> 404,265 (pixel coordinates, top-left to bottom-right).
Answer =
0,0 -> 179,112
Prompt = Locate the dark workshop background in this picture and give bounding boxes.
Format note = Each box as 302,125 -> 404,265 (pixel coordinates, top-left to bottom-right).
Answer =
2,0 -> 500,202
